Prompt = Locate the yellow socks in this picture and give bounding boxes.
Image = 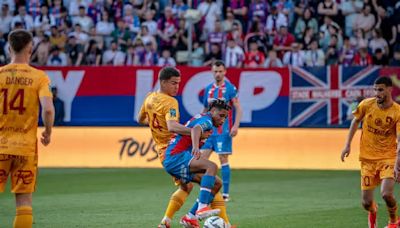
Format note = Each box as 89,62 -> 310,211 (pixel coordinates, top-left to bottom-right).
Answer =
165,188 -> 189,219
211,192 -> 230,224
13,206 -> 33,228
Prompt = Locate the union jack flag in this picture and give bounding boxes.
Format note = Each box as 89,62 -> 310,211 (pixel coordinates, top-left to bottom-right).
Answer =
289,66 -> 380,127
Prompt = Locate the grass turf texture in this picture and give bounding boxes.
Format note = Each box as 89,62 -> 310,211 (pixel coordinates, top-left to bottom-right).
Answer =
0,168 -> 393,227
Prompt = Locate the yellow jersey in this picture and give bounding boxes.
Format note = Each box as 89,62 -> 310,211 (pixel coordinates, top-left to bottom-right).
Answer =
0,63 -> 52,156
138,92 -> 180,161
353,98 -> 400,161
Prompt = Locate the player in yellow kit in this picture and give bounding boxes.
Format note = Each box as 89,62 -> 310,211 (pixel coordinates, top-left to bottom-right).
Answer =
137,67 -> 231,228
341,77 -> 400,228
0,29 -> 54,228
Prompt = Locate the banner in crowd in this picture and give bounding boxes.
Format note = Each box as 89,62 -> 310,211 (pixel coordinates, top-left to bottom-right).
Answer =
37,127 -> 361,170
42,66 -> 400,127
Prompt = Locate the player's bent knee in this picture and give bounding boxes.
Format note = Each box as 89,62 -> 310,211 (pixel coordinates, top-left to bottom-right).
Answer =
381,192 -> 395,202
207,162 -> 218,175
213,180 -> 222,192
180,182 -> 194,193
362,200 -> 373,210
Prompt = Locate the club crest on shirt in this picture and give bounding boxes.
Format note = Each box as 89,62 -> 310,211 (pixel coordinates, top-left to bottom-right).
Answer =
169,108 -> 176,117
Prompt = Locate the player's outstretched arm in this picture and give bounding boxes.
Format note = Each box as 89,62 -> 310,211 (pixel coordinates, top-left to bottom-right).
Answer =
341,118 -> 361,162
166,120 -> 191,135
40,96 -> 55,146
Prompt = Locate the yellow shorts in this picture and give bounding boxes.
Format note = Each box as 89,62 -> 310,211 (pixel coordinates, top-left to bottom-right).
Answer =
0,154 -> 38,193
360,159 -> 395,190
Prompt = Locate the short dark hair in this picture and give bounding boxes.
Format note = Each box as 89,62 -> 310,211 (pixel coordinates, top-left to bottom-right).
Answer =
208,98 -> 231,111
8,29 -> 33,54
375,76 -> 393,87
212,60 -> 225,68
158,67 -> 181,81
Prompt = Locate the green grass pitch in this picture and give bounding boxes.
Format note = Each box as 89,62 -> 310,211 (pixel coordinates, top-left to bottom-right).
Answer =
0,168 -> 395,227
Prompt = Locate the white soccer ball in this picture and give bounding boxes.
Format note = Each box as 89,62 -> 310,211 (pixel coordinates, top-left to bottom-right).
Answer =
203,216 -> 227,228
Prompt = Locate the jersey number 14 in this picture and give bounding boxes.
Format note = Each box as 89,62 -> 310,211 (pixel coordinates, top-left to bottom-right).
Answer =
1,88 -> 26,115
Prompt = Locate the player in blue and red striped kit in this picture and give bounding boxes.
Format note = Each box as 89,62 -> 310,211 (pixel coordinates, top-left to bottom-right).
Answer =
163,99 -> 231,228
201,60 -> 243,201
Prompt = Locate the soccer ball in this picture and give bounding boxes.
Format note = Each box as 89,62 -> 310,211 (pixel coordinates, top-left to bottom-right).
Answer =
203,216 -> 227,228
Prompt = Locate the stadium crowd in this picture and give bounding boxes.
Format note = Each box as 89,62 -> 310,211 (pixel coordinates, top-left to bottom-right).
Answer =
0,0 -> 400,67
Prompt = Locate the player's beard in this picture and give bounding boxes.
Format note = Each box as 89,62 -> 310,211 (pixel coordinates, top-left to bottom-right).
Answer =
376,95 -> 385,104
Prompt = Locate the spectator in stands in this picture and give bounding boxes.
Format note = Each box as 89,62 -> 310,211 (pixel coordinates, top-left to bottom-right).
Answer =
353,47 -> 372,66
197,0 -> 222,40
50,0 -> 63,26
143,42 -> 158,66
325,37 -> 339,65
274,0 -> 294,26
0,3 -> 12,34
103,41 -> 126,66
87,0 -> 103,24
369,28 -> 389,55
340,0 -> 363,37
69,0 -> 88,18
69,23 -> 89,45
12,5 -> 34,32
47,46 -> 68,66
72,6 -> 93,33
203,43 -> 222,66
320,24 -> 343,51
34,4 -> 56,32
244,40 -> 265,68
172,0 -> 189,19
390,21 -> 400,48
339,36 -> 357,66
49,25 -> 66,50
0,32 -> 6,64
190,41 -> 205,66
52,87 -> 65,126
226,0 -> 247,31
294,7 -> 318,41
317,0 -> 338,24
375,7 -> 394,45
294,0 -> 319,17
32,34 -> 51,66
273,25 -> 295,59
26,0 -> 41,20
142,10 -> 158,36
131,38 -> 146,65
140,25 -> 158,51
157,6 -> 178,50
84,40 -> 102,66
319,16 -> 339,40
58,6 -> 72,31
224,35 -> 244,68
65,35 -> 84,66
389,45 -> 400,66
111,20 -> 131,49
283,42 -> 304,67
222,9 -> 241,33
110,0 -> 124,21
206,20 -> 226,54
96,11 -> 115,45
264,49 -> 283,67
137,0 -> 159,19
266,5 -> 288,38
172,19 -> 189,53
353,4 -> 375,38
158,49 -> 176,66
372,48 -> 389,65
123,4 -> 141,37
351,28 -> 368,49
304,39 -> 325,66
248,0 -> 268,30
300,26 -> 315,50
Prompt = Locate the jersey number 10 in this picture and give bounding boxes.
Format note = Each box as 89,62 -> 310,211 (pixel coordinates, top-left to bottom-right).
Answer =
1,88 -> 26,115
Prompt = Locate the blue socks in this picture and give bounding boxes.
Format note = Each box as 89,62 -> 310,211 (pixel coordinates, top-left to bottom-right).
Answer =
221,163 -> 230,196
199,175 -> 215,204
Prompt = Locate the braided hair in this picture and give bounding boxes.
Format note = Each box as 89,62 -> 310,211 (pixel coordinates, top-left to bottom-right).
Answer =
208,99 -> 232,111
